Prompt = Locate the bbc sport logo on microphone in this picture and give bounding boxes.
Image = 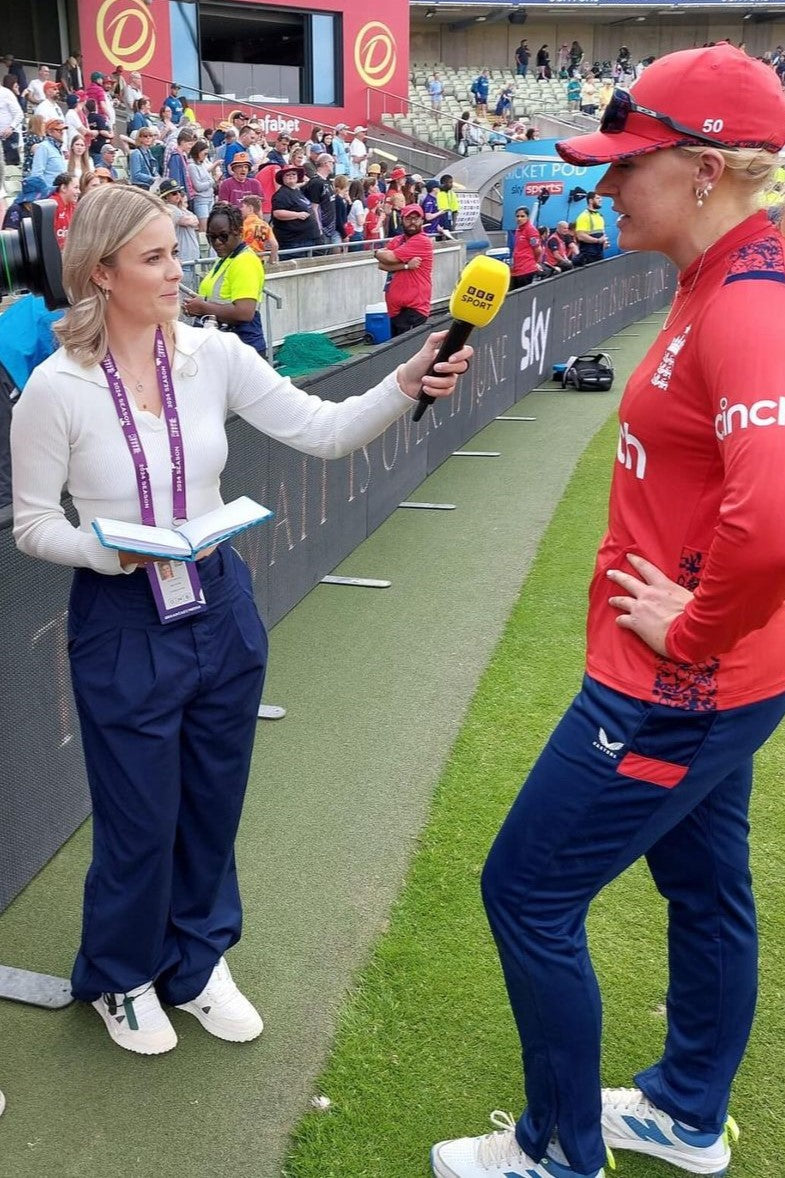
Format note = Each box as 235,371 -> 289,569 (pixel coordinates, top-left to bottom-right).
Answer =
459,285 -> 497,312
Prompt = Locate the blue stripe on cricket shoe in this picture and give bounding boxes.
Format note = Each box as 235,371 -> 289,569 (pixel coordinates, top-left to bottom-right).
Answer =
621,1117 -> 671,1146
671,1123 -> 722,1148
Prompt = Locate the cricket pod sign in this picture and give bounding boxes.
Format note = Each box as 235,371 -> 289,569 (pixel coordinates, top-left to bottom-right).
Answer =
96,0 -> 156,71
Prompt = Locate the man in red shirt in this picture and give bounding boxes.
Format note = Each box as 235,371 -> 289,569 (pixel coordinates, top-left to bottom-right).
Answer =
375,204 -> 434,336
217,153 -> 263,210
543,224 -> 574,272
50,171 -> 77,249
510,206 -> 542,288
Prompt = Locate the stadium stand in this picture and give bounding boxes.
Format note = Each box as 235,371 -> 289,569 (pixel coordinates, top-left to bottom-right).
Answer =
391,63 -> 572,151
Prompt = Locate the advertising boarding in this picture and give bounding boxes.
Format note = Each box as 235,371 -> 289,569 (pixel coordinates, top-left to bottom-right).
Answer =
501,140 -> 620,257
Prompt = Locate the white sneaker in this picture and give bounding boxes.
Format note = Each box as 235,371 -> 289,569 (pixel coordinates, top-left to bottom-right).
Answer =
92,983 -> 177,1055
175,957 -> 263,1042
601,1087 -> 738,1175
0,1088 -> 5,1117
431,1111 -> 606,1178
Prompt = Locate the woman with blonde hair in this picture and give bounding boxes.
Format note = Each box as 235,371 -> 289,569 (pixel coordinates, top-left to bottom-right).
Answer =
66,132 -> 93,182
11,183 -> 471,1059
433,44 -> 785,1178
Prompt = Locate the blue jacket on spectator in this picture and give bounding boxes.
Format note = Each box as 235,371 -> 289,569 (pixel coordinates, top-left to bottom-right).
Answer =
166,149 -> 188,192
472,74 -> 490,103
129,146 -> 160,189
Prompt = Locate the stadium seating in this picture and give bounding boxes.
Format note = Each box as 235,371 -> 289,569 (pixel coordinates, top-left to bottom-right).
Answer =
402,62 -> 571,150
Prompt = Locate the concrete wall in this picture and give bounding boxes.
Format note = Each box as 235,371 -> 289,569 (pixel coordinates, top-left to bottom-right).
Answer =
410,17 -> 785,73
263,241 -> 465,344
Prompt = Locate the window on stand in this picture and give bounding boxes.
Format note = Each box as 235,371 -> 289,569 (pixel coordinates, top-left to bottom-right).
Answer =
198,2 -> 342,106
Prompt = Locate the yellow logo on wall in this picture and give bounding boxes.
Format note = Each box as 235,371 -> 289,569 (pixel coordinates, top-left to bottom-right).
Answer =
96,0 -> 156,71
354,22 -> 397,89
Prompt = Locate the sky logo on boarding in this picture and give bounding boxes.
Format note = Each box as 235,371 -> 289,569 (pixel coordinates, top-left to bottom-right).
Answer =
520,297 -> 551,377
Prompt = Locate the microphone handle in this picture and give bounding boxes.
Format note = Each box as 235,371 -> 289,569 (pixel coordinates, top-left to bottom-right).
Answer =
411,320 -> 474,423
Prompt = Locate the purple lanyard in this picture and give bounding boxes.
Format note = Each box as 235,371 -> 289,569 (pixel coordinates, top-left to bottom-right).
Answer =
101,328 -> 187,526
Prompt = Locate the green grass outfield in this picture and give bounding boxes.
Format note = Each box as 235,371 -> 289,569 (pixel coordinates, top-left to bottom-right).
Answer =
284,413 -> 785,1177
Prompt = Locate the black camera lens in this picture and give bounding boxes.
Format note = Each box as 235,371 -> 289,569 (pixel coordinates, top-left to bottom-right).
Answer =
0,199 -> 68,309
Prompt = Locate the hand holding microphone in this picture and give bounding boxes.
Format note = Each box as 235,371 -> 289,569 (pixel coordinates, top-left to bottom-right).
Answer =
410,255 -> 511,423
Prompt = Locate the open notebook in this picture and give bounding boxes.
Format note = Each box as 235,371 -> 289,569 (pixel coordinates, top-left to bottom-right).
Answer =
92,496 -> 273,561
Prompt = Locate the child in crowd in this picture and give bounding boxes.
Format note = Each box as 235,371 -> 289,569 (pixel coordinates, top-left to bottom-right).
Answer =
240,195 -> 279,265
363,191 -> 385,244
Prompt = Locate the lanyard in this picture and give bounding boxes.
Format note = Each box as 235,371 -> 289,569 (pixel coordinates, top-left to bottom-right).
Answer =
100,327 -> 187,526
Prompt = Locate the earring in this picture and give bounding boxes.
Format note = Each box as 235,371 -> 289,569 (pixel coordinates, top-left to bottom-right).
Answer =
696,183 -> 713,208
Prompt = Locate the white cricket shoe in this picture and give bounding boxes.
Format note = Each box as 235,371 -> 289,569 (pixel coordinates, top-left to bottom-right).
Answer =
601,1087 -> 738,1175
92,983 -> 177,1055
175,957 -> 263,1042
0,1088 -> 5,1117
431,1110 -> 607,1178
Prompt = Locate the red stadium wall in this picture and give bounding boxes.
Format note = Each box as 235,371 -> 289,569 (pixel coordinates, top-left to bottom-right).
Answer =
76,0 -> 410,131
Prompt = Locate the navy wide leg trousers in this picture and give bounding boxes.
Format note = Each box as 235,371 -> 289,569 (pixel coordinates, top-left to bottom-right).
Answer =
68,545 -> 267,1006
482,674 -> 785,1174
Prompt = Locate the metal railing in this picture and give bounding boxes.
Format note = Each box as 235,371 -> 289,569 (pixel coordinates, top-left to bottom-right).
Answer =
138,71 -> 359,139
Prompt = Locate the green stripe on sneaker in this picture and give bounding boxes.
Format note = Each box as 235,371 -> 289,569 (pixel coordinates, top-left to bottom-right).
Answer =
123,995 -> 139,1031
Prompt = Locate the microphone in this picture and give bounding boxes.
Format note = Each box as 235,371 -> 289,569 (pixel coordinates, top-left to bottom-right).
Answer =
411,255 -> 511,423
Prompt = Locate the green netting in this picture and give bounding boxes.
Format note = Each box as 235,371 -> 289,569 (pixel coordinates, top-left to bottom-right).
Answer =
274,332 -> 351,378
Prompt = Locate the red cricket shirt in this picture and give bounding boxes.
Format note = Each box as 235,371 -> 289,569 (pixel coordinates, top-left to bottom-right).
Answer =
511,222 -> 541,276
586,211 -> 785,710
52,193 -> 75,251
385,230 -> 434,318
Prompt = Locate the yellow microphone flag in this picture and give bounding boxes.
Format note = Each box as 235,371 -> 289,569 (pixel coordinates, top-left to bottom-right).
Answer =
448,255 -> 511,328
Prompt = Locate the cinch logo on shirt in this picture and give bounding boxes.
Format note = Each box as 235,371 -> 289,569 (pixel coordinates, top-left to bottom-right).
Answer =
714,396 -> 785,441
617,421 -> 647,479
520,296 -> 551,376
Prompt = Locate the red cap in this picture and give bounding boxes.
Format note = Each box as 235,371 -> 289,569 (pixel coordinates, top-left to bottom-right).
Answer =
389,166 -> 407,180
402,204 -> 424,219
557,44 -> 785,165
366,191 -> 383,208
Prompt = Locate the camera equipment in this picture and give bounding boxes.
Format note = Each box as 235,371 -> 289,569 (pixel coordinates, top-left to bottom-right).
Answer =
0,200 -> 67,309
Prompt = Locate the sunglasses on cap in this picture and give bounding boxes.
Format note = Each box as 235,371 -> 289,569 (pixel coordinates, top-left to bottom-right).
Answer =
600,88 -> 741,150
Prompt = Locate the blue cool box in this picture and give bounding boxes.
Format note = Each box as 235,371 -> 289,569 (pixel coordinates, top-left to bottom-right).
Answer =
365,303 -> 392,344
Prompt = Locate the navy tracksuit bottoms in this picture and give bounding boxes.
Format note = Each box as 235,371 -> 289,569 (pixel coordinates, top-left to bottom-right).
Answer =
482,674 -> 785,1174
67,544 -> 267,1006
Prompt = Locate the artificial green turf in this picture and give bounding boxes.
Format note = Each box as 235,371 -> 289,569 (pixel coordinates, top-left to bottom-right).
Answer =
283,413 -> 785,1178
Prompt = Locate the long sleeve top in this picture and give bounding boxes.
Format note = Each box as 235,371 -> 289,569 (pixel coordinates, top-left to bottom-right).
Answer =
12,322 -> 413,575
30,137 -> 67,188
187,159 -> 216,196
586,212 -> 785,710
128,146 -> 159,188
0,85 -> 23,134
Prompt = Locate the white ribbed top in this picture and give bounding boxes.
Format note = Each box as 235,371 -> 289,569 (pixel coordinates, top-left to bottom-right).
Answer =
12,322 -> 413,574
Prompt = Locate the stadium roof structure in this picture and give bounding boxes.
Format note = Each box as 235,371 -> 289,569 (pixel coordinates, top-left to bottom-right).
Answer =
411,0 -> 785,20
